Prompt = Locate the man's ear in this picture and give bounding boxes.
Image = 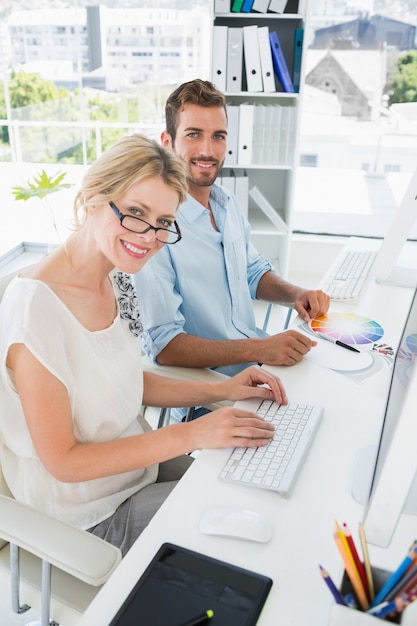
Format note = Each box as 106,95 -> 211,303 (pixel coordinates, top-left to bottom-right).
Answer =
161,130 -> 173,149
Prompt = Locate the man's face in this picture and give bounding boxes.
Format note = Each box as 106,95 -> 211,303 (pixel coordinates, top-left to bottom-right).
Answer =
163,103 -> 228,189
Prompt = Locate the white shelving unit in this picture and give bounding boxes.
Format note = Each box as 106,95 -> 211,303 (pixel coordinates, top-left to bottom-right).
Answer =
211,0 -> 308,278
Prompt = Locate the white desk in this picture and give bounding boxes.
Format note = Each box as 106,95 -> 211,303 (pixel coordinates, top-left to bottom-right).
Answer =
76,277 -> 417,626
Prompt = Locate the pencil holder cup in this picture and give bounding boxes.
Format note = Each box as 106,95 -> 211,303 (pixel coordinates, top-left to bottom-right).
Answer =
328,566 -> 403,625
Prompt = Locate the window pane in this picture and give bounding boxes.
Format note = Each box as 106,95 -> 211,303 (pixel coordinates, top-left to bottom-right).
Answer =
1,1 -> 211,164
295,5 -> 417,239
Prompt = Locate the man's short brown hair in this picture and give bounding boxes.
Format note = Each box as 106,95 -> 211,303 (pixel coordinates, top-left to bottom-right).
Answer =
165,79 -> 227,142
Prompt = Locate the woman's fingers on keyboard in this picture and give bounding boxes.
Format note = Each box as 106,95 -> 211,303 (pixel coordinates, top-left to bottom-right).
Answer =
232,412 -> 275,443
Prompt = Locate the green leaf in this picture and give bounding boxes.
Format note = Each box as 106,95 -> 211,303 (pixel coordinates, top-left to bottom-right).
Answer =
11,169 -> 72,202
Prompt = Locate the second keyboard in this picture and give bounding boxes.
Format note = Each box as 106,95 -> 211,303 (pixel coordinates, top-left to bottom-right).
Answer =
321,249 -> 377,301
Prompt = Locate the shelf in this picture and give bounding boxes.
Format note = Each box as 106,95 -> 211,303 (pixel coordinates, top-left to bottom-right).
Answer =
223,164 -> 292,170
224,91 -> 298,100
212,1 -> 308,278
214,13 -> 303,19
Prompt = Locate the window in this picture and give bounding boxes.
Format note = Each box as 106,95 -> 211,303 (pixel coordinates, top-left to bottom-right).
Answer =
0,1 -> 213,256
1,1 -> 211,165
296,4 -> 417,240
1,1 -> 415,251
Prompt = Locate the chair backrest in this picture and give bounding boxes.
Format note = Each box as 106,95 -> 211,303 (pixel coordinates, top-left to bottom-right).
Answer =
0,269 -> 20,550
0,269 -> 21,499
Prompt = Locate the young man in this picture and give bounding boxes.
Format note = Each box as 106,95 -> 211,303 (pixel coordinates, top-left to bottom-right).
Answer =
135,79 -> 330,412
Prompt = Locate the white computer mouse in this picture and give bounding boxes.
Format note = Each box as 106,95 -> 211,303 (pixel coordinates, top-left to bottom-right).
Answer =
199,507 -> 273,543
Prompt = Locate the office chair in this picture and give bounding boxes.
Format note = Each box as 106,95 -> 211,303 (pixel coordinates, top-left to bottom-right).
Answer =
262,303 -> 294,332
0,269 -> 122,626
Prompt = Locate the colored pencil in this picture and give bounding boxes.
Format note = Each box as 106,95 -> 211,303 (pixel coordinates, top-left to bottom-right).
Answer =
385,564 -> 417,602
344,593 -> 358,609
333,531 -> 369,611
358,523 -> 375,601
342,522 -> 370,600
368,588 -> 417,619
319,565 -> 348,606
371,542 -> 417,607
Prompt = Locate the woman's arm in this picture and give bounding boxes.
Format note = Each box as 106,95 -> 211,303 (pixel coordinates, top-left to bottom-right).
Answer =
8,345 -> 277,484
142,366 -> 287,408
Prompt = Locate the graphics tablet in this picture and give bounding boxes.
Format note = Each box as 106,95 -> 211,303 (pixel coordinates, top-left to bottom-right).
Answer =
109,542 -> 272,626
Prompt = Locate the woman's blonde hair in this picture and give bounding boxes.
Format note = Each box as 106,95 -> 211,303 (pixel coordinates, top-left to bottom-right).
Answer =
73,133 -> 188,229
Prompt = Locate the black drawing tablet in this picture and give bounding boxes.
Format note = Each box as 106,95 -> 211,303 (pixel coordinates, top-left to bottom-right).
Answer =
109,542 -> 273,626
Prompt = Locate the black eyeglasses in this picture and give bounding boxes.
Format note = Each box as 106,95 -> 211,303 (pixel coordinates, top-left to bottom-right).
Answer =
109,201 -> 181,245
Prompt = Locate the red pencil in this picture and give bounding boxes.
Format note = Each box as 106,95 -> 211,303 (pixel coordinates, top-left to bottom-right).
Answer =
342,522 -> 370,601
333,531 -> 369,611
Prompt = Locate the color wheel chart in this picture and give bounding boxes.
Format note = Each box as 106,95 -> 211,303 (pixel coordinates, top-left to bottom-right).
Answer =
299,313 -> 391,383
310,313 -> 384,347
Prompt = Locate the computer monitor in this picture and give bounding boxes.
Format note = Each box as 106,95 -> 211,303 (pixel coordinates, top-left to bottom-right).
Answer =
356,287 -> 417,547
372,167 -> 417,288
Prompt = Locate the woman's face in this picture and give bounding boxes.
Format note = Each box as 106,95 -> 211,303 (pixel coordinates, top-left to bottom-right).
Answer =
93,176 -> 181,274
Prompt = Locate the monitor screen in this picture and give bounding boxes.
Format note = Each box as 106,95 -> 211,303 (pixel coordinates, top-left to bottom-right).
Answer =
372,167 -> 417,289
360,286 -> 417,547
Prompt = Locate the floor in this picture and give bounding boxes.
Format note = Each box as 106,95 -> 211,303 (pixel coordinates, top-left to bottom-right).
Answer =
0,594 -> 41,625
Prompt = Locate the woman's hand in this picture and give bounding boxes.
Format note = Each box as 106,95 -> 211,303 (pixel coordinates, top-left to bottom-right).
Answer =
187,405 -> 275,450
216,365 -> 287,405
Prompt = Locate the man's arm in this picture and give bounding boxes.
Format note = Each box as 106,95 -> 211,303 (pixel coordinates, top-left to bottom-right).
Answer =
156,327 -> 314,368
255,270 -> 330,322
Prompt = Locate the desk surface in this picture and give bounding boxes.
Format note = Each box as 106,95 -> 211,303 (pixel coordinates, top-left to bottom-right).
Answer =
77,272 -> 417,626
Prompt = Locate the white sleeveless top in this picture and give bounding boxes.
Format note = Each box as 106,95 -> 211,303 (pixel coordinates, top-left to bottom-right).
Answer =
0,270 -> 158,529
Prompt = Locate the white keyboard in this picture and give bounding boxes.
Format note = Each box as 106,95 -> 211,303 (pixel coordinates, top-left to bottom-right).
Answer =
321,248 -> 377,301
219,400 -> 323,497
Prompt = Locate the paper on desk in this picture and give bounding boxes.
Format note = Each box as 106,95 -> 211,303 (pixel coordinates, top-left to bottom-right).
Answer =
298,322 -> 393,383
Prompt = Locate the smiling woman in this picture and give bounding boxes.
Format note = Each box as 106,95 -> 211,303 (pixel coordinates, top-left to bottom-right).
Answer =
0,132 -> 288,558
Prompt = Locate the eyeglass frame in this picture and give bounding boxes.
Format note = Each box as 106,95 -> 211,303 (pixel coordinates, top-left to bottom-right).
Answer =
109,200 -> 182,245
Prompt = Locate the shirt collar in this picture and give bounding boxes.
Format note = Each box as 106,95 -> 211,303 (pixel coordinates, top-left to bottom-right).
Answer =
178,183 -> 230,224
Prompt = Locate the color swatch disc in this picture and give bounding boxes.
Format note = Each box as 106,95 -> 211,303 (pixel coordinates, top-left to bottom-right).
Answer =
310,313 -> 384,346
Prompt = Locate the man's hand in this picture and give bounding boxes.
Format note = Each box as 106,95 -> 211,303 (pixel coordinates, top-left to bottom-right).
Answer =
258,329 -> 317,366
293,289 -> 330,322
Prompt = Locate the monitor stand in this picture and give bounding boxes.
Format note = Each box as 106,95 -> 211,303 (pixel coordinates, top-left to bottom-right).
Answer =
351,444 -> 417,515
375,266 -> 417,289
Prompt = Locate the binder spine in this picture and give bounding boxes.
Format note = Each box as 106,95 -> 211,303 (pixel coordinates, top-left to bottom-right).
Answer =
214,0 -> 231,13
257,26 -> 276,93
269,30 -> 295,93
226,27 -> 243,93
241,0 -> 255,11
212,26 -> 228,92
251,0 -> 270,11
243,25 -> 263,92
231,0 -> 245,11
292,28 -> 304,92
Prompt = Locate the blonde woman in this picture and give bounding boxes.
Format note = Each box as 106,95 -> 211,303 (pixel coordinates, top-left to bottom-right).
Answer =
0,134 -> 286,555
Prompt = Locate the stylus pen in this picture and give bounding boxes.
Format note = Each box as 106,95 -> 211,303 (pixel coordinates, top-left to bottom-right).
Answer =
181,609 -> 214,626
313,331 -> 360,353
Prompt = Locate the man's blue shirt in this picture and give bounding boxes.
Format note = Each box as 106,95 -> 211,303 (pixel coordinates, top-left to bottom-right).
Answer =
134,184 -> 273,377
